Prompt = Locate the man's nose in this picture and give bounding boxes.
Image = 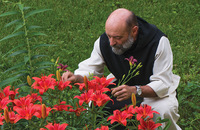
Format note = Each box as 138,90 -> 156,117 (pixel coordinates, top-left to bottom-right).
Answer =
109,38 -> 116,46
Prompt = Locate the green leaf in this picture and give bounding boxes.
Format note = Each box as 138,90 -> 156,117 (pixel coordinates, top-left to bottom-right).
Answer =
0,31 -> 24,42
31,55 -> 47,60
4,62 -> 25,73
13,24 -> 24,33
8,50 -> 28,57
2,43 -> 25,58
34,61 -> 54,66
4,19 -> 21,28
0,76 -> 19,88
24,56 -> 29,64
0,11 -> 20,17
25,9 -> 51,18
32,44 -> 57,50
17,4 -> 24,12
23,7 -> 31,10
27,25 -> 41,30
30,32 -> 47,36
33,66 -> 51,73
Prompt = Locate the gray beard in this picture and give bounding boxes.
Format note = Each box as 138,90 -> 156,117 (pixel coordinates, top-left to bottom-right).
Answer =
111,35 -> 134,55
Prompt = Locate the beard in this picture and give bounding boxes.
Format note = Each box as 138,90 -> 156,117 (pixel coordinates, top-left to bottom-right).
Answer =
111,35 -> 134,55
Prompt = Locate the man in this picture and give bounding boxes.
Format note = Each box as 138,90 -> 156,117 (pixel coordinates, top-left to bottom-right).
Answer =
62,8 -> 181,130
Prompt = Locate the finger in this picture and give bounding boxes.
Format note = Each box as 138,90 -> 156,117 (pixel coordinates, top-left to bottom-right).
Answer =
116,93 -> 128,101
111,85 -> 124,95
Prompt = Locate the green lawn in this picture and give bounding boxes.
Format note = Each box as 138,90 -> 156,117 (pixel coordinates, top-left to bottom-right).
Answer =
0,0 -> 199,129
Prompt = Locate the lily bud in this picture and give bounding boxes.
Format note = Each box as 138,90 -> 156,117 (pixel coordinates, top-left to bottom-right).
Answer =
56,70 -> 61,81
41,104 -> 46,119
4,108 -> 10,123
131,93 -> 136,107
84,76 -> 88,90
27,75 -> 32,86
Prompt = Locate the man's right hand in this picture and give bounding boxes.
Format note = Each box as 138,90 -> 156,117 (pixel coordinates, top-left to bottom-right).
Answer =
61,71 -> 84,83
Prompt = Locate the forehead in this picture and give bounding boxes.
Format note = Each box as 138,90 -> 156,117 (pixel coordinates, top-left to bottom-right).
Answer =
105,22 -> 129,37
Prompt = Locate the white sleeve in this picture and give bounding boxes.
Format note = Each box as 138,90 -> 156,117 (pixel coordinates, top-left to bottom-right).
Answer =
74,37 -> 105,77
147,36 -> 180,98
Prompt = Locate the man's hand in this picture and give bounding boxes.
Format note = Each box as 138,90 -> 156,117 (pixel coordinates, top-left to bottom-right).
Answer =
111,85 -> 136,101
62,71 -> 84,83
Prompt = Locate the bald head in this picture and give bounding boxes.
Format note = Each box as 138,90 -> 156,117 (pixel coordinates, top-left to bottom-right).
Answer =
106,8 -> 138,33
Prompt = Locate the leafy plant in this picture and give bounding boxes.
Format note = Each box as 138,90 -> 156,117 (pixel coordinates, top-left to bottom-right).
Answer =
0,0 -> 56,88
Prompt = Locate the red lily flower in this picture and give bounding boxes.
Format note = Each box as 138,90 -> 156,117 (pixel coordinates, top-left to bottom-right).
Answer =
14,104 -> 37,120
0,113 -> 3,125
41,122 -> 68,130
95,125 -> 109,130
138,119 -> 162,130
26,93 -> 42,104
123,105 -> 135,119
0,97 -> 12,111
53,101 -> 72,111
74,82 -> 86,91
135,104 -> 160,121
0,86 -> 11,100
74,89 -> 93,106
13,97 -> 33,109
34,104 -> 52,119
2,110 -> 21,124
57,63 -> 68,72
57,80 -> 72,91
90,92 -> 113,107
88,77 -> 114,93
69,103 -> 87,116
32,74 -> 56,95
9,86 -> 19,100
107,109 -> 132,126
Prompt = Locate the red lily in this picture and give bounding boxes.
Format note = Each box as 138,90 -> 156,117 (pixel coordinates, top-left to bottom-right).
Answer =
32,74 -> 56,95
138,119 -> 162,130
26,93 -> 42,104
135,104 -> 160,121
53,101 -> 72,111
9,86 -> 19,100
34,104 -> 52,119
74,89 -> 93,106
95,125 -> 109,130
2,110 -> 21,124
0,113 -> 3,125
74,82 -> 86,91
41,122 -> 68,130
13,97 -> 33,109
57,80 -> 72,91
90,92 -> 113,107
0,86 -> 11,100
0,97 -> 12,111
107,109 -> 132,126
14,104 -> 37,120
69,103 -> 87,116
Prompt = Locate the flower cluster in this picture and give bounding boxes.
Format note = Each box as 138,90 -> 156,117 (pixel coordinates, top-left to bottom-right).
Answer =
0,62 -> 166,129
74,76 -> 115,107
107,104 -> 162,129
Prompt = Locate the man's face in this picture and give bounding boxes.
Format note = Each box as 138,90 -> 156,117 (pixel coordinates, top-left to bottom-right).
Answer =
110,34 -> 134,55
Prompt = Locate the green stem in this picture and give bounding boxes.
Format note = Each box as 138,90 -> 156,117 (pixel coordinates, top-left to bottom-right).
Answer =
19,2 -> 33,76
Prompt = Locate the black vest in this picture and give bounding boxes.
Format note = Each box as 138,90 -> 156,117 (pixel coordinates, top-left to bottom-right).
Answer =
100,17 -> 166,111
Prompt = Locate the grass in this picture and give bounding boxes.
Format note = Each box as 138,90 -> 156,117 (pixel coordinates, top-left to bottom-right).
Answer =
0,0 -> 200,129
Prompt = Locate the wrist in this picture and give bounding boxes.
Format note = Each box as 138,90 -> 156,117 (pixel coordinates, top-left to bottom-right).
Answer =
135,85 -> 142,96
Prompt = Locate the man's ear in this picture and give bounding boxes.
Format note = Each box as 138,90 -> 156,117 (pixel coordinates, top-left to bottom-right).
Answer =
131,26 -> 138,40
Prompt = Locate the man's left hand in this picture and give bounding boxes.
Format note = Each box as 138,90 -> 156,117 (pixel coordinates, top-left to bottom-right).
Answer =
111,85 -> 136,101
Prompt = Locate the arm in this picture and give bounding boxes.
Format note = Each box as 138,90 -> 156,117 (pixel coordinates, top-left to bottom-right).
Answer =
112,36 -> 177,101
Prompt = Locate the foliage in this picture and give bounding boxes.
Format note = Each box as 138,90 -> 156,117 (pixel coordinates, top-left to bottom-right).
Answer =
0,0 -> 199,129
0,0 -> 55,88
